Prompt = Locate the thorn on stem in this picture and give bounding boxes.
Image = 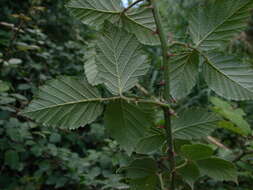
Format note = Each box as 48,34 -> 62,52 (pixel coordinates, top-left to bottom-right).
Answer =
167,109 -> 177,116
158,125 -> 165,129
152,29 -> 159,35
167,53 -> 176,57
158,80 -> 165,86
145,5 -> 154,9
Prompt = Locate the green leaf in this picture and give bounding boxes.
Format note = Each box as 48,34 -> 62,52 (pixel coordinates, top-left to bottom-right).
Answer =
172,109 -> 220,140
196,157 -> 237,182
84,43 -> 102,85
211,97 -> 251,135
66,0 -> 122,29
122,158 -> 157,179
0,81 -> 10,92
136,134 -> 165,154
105,100 -> 154,155
22,77 -> 103,129
181,144 -> 214,161
66,0 -> 159,45
121,8 -> 160,45
4,150 -> 19,170
129,175 -> 159,190
178,161 -> 200,189
96,22 -> 150,95
203,53 -> 253,100
189,0 -> 253,50
170,50 -> 199,99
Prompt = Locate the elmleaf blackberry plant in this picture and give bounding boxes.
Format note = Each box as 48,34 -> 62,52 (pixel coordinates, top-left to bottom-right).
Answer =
22,0 -> 253,189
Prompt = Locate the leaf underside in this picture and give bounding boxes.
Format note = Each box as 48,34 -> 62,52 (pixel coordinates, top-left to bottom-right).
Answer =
84,43 -> 102,86
189,0 -> 253,50
22,77 -> 103,129
96,22 -> 150,95
66,0 -> 159,45
204,53 -> 253,100
170,50 -> 199,99
172,109 -> 220,140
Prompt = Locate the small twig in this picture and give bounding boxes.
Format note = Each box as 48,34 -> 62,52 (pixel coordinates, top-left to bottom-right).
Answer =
158,173 -> 166,190
122,0 -> 145,13
207,136 -> 230,151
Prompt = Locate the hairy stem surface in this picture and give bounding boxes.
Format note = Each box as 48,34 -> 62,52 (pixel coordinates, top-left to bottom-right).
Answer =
149,0 -> 176,189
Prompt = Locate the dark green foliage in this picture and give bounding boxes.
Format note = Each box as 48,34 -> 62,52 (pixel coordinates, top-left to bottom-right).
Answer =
1,0 -> 253,190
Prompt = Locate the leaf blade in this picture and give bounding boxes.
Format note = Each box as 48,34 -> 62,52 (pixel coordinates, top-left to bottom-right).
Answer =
96,22 -> 150,95
170,50 -> 199,99
203,53 -> 253,100
22,77 -> 103,129
172,109 -> 220,140
189,0 -> 253,50
105,100 -> 154,155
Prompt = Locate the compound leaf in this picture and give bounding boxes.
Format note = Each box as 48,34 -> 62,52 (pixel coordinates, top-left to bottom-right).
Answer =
22,77 -> 103,129
211,97 -> 251,135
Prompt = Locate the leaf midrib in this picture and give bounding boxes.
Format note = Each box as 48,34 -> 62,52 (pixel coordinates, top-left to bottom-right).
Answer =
195,2 -> 248,48
205,56 -> 253,95
23,97 -> 105,114
172,118 -> 219,134
67,5 -> 155,32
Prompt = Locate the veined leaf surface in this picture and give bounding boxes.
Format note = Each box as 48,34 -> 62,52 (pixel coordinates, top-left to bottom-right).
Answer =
196,157 -> 237,182
66,0 -> 159,45
189,0 -> 253,50
84,44 -> 102,86
96,22 -> 150,95
203,53 -> 253,100
170,50 -> 199,99
172,109 -> 220,140
104,100 -> 154,155
22,77 -> 103,129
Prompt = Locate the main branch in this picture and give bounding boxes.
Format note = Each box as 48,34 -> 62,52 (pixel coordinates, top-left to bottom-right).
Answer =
149,0 -> 176,189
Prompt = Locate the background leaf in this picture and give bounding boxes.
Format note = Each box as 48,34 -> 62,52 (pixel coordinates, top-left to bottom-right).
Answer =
4,150 -> 19,170
211,97 -> 251,135
196,157 -> 237,182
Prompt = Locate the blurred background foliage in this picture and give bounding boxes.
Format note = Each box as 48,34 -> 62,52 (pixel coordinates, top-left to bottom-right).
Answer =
0,0 -> 252,189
